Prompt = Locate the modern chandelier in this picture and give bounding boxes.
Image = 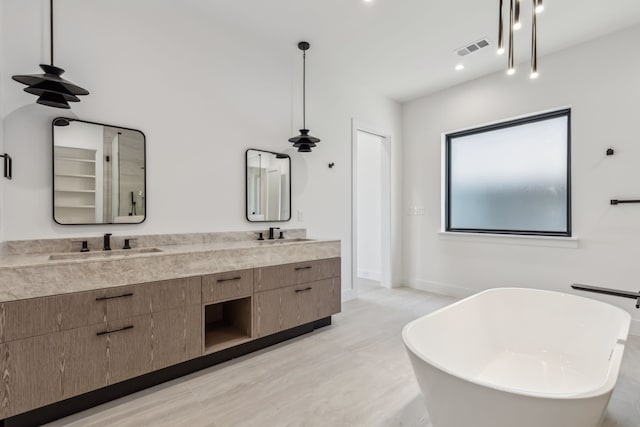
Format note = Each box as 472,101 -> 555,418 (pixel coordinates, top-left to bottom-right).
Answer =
12,0 -> 89,109
497,0 -> 544,78
288,42 -> 320,153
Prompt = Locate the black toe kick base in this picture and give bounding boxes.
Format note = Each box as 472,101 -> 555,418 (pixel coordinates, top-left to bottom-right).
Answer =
1,317 -> 332,427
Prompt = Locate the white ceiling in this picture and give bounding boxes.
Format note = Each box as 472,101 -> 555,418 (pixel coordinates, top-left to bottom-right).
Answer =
184,0 -> 640,102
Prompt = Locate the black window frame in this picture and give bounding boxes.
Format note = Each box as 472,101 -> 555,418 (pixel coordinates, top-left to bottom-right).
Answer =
445,108 -> 572,237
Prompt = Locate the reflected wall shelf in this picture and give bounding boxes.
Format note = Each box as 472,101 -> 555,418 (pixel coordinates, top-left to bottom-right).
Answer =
56,157 -> 96,164
55,173 -> 96,179
54,146 -> 98,223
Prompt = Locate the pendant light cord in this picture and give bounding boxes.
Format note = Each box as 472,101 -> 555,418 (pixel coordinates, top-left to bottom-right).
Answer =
50,0 -> 54,65
302,50 -> 306,129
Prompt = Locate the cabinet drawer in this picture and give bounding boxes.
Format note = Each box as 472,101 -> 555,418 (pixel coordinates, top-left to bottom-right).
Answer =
202,269 -> 253,303
254,257 -> 340,292
107,276 -> 201,320
0,289 -> 107,343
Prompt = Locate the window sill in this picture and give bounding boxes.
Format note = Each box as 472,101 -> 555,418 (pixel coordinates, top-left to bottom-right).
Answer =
438,231 -> 579,249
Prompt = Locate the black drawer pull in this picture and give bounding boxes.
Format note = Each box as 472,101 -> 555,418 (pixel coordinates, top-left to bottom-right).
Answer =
295,287 -> 313,293
95,293 -> 134,301
295,266 -> 312,271
96,325 -> 134,336
217,276 -> 242,283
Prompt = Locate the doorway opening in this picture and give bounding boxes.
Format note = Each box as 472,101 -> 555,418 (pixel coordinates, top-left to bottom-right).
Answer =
352,121 -> 391,295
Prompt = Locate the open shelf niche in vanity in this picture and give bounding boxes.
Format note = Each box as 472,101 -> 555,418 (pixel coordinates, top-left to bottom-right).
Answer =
204,298 -> 253,353
202,268 -> 255,353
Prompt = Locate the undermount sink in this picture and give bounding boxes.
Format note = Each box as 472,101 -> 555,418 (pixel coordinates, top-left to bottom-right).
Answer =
258,238 -> 315,245
48,247 -> 163,261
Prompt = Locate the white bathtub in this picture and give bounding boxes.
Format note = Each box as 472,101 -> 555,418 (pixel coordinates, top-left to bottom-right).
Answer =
402,288 -> 631,427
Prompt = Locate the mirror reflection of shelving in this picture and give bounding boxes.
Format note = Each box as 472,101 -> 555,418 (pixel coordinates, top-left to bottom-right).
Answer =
54,146 -> 98,224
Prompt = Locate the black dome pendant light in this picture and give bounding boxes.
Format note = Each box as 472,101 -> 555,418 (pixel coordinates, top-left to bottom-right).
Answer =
289,41 -> 320,153
12,0 -> 89,109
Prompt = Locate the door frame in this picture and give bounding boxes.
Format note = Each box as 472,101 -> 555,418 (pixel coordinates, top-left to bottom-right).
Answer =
351,119 -> 392,296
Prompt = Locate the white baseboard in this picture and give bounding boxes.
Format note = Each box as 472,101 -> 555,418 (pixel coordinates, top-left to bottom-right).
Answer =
404,278 -> 476,299
357,269 -> 381,282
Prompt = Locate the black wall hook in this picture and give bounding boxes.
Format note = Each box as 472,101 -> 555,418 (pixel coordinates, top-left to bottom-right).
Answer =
328,162 -> 335,169
606,148 -> 614,156
1,154 -> 12,180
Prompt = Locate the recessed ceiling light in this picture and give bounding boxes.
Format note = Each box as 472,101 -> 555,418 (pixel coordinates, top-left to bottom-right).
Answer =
455,64 -> 464,71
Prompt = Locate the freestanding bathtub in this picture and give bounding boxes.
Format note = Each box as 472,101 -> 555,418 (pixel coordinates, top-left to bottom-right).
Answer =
402,288 -> 631,427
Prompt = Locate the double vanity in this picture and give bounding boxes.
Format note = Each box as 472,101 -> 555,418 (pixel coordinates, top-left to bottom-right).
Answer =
0,118 -> 325,425
0,230 -> 341,426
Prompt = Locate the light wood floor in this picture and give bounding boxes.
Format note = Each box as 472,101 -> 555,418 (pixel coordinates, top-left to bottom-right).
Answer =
46,286 -> 640,427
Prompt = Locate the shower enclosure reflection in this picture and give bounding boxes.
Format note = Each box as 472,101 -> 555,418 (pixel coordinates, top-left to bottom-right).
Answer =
246,149 -> 291,222
52,118 -> 146,225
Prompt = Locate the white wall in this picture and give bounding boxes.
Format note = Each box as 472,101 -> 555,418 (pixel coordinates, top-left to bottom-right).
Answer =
403,25 -> 640,333
0,0 -> 402,292
356,131 -> 383,281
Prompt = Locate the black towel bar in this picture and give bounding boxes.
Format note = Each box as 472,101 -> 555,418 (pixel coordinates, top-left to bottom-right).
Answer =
610,199 -> 640,205
571,284 -> 640,309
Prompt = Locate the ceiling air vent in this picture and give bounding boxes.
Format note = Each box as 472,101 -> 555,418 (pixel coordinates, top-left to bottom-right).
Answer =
456,38 -> 491,57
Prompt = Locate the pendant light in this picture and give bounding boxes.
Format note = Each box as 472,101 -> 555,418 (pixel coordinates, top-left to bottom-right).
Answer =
507,0 -> 515,75
289,41 -> 320,153
499,0 -> 544,77
497,0 -> 505,55
12,0 -> 89,109
530,0 -> 538,79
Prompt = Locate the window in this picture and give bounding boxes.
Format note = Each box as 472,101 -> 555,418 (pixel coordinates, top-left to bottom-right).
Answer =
445,109 -> 571,237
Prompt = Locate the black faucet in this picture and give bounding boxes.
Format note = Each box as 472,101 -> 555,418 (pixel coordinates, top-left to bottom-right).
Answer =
72,240 -> 90,252
123,238 -> 137,250
103,233 -> 112,251
268,227 -> 280,240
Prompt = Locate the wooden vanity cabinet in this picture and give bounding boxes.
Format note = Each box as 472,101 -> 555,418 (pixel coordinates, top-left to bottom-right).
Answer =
0,257 -> 340,421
